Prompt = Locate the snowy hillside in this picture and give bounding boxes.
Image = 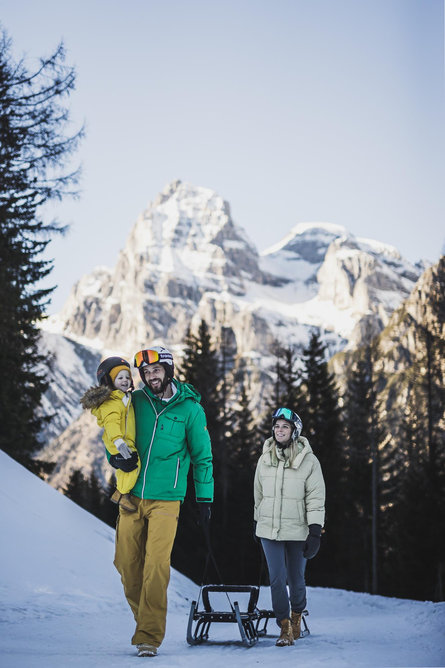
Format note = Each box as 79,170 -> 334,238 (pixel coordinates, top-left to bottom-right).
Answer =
1,450 -> 444,668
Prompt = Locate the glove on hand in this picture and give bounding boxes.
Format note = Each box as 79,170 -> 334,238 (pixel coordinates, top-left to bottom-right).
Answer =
303,524 -> 322,560
109,451 -> 139,473
114,439 -> 133,459
197,502 -> 212,531
253,520 -> 259,544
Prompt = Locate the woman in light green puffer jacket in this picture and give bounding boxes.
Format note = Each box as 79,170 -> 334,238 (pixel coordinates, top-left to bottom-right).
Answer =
254,407 -> 325,648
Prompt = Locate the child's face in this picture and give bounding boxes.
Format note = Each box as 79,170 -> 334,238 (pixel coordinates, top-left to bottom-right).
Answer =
113,370 -> 132,392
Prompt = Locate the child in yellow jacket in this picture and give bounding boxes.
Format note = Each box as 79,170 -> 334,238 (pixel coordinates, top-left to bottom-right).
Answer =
80,356 -> 140,512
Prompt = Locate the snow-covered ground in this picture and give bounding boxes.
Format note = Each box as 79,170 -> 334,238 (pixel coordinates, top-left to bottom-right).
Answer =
1,450 -> 444,667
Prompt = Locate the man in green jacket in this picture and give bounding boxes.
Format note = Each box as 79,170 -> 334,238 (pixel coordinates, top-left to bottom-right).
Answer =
109,345 -> 213,658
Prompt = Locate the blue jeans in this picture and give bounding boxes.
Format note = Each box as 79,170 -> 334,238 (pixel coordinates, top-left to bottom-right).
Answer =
261,538 -> 307,623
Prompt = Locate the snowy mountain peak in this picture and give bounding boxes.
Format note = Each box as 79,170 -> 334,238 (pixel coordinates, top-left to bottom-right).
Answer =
262,222 -> 348,258
124,179 -> 259,284
47,180 -> 424,395
356,235 -> 403,260
39,180 -> 429,479
146,179 -> 232,244
133,179 -> 248,254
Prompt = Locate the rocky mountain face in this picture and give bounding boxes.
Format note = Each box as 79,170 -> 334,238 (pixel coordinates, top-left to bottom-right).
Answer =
331,255 -> 445,445
49,180 -> 422,362
37,331 -> 101,444
38,179 -> 427,490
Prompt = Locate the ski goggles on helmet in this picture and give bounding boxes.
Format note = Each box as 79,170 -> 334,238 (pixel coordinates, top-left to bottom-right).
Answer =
272,407 -> 299,422
272,407 -> 303,438
134,349 -> 173,368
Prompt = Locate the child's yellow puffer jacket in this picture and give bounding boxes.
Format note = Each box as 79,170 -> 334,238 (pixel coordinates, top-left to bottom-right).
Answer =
81,385 -> 136,454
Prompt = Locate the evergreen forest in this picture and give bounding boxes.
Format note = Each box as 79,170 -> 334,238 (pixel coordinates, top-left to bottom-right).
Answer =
63,304 -> 445,604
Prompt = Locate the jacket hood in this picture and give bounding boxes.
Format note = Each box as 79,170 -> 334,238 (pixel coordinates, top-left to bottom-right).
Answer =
262,435 -> 313,469
79,385 -> 129,410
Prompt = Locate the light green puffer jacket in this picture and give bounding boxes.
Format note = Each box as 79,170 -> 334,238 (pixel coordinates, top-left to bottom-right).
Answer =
130,379 -> 213,502
254,436 -> 325,541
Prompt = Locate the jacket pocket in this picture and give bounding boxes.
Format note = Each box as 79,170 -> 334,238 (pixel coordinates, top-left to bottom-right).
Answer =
160,414 -> 186,440
295,500 -> 306,524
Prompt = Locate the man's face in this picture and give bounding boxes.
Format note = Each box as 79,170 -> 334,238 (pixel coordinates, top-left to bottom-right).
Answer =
143,363 -> 167,395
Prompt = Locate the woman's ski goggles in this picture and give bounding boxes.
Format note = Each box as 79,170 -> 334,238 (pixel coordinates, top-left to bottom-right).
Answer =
134,349 -> 162,368
272,407 -> 298,422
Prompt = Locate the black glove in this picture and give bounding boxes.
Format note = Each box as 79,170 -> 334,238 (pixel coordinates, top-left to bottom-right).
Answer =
253,520 -> 259,544
109,451 -> 139,473
197,501 -> 212,531
303,524 -> 322,559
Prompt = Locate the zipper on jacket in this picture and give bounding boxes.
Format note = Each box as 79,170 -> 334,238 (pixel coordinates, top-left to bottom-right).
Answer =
275,459 -> 285,539
124,393 -> 131,439
141,394 -> 170,499
173,458 -> 180,489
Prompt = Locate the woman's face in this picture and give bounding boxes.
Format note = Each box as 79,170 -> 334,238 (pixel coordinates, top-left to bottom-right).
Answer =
273,418 -> 293,444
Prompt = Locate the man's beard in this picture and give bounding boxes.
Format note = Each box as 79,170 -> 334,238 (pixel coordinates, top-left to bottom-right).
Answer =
148,376 -> 170,396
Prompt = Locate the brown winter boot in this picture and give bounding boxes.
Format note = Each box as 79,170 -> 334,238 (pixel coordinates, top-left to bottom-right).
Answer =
291,611 -> 302,639
110,490 -> 137,512
276,618 -> 294,646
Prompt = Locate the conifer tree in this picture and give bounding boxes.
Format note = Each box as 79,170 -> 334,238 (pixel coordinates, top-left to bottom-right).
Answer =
384,264 -> 445,600
65,470 -> 88,507
230,378 -> 258,469
225,372 -> 262,582
175,320 -> 224,582
258,345 -> 302,441
0,32 -> 82,464
180,320 -> 221,436
299,332 -> 341,452
342,347 -> 379,593
382,401 -> 428,599
297,330 -> 343,586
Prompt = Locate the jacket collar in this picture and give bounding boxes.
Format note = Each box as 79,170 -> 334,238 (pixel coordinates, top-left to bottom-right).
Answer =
262,436 -> 312,469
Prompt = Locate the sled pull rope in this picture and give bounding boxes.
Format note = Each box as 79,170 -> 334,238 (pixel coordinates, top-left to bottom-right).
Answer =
197,519 -> 235,612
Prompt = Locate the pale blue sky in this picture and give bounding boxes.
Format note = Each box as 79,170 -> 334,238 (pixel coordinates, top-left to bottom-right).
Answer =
1,0 -> 444,313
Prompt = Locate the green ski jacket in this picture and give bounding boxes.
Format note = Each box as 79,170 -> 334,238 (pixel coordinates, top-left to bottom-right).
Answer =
130,380 -> 213,502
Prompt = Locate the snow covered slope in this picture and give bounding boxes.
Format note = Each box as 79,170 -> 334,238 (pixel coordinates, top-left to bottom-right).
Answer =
1,449 -> 444,667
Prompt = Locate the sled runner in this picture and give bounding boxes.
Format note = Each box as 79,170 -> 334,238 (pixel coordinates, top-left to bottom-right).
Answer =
186,584 -> 310,647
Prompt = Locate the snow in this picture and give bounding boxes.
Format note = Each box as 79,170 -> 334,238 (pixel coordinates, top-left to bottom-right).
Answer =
1,449 -> 444,667
261,222 -> 347,256
214,278 -> 356,342
260,251 -> 317,285
356,236 -> 402,259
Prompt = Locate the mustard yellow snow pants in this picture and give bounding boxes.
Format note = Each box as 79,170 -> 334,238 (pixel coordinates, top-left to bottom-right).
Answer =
114,497 -> 180,647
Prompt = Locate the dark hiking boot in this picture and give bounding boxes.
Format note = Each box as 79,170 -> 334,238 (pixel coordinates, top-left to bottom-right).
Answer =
110,490 -> 137,513
276,618 -> 294,646
291,610 -> 302,639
